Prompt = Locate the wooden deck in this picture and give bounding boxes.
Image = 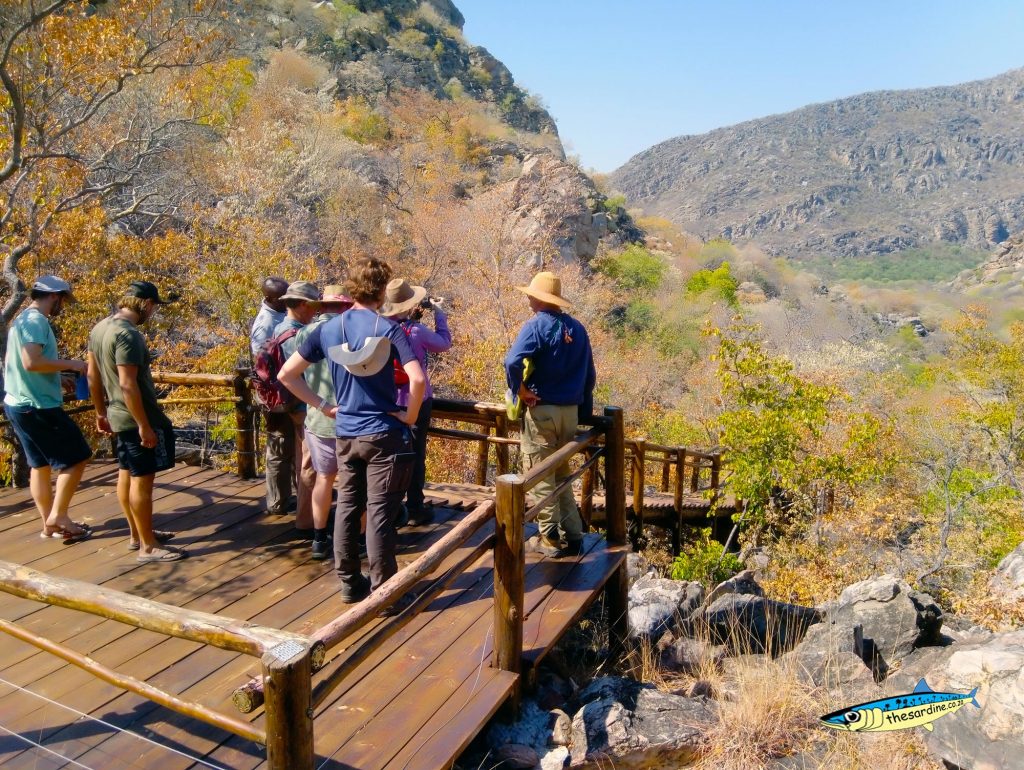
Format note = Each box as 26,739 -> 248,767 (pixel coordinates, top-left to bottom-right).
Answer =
0,462 -> 626,769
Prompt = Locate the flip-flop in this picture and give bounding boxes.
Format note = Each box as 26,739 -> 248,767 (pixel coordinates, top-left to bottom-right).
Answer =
137,547 -> 186,563
127,531 -> 175,551
41,520 -> 92,539
40,526 -> 92,544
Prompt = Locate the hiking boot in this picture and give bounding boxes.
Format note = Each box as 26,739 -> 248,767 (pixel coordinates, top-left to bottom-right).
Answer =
527,534 -> 564,558
311,537 -> 333,561
562,538 -> 584,557
340,573 -> 371,603
406,507 -> 434,527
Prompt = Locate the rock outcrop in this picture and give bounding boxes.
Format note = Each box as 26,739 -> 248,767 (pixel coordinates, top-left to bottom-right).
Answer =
627,574 -> 704,640
989,542 -> 1024,603
613,68 -> 1024,258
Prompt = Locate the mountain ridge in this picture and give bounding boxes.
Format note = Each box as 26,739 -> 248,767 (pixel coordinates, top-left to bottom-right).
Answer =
612,67 -> 1024,258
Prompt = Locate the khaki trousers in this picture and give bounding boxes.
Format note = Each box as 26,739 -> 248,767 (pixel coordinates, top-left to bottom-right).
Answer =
521,403 -> 583,544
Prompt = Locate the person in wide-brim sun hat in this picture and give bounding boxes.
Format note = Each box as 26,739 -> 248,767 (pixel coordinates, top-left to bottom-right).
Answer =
514,271 -> 572,308
380,278 -> 427,317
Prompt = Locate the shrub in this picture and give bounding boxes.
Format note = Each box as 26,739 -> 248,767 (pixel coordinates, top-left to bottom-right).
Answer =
595,244 -> 667,294
686,262 -> 738,305
670,529 -> 743,585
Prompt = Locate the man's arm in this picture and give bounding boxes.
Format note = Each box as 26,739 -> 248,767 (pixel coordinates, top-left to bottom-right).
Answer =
87,351 -> 112,434
504,322 -> 538,394
279,351 -> 337,418
118,364 -> 156,447
20,343 -> 86,374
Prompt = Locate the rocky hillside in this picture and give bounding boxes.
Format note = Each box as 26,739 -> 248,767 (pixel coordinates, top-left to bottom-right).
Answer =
613,68 -> 1024,258
949,233 -> 1024,303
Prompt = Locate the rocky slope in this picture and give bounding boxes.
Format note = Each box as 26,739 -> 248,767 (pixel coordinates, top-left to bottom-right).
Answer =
949,232 -> 1024,302
613,68 -> 1024,258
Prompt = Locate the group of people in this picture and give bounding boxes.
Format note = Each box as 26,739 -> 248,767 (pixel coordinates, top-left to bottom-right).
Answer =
2,259 -> 597,610
4,277 -> 184,562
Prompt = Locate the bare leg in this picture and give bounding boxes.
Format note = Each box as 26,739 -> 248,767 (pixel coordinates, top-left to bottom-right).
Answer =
117,469 -> 140,542
30,466 -> 53,533
130,474 -> 159,552
312,471 -> 337,530
45,460 -> 86,531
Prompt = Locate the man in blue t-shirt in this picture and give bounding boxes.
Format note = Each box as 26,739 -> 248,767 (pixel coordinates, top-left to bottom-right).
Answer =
279,258 -> 425,610
3,276 -> 92,543
504,271 -> 596,558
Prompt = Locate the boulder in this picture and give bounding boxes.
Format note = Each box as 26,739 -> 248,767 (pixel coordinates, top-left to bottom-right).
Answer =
828,575 -> 942,669
627,575 -> 704,640
701,594 -> 821,655
569,677 -> 715,768
701,569 -> 765,608
989,542 -> 1024,603
895,630 -> 1024,770
658,636 -> 727,675
496,744 -> 540,769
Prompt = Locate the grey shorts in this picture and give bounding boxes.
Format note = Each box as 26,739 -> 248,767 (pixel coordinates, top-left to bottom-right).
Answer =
305,431 -> 338,474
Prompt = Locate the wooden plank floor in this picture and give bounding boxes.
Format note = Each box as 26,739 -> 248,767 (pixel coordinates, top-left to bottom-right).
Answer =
0,462 -> 625,770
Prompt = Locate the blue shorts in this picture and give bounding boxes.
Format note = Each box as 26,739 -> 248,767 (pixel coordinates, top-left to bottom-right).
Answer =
116,424 -> 176,477
4,405 -> 92,471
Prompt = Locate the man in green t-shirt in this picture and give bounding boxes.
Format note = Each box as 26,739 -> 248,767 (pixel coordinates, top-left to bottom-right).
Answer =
3,276 -> 92,542
88,281 -> 185,563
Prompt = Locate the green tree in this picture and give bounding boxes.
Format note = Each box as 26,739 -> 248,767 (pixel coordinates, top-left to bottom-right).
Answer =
595,244 -> 666,294
686,262 -> 738,306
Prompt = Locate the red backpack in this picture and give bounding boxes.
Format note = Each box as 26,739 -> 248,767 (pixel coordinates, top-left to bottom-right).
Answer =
250,328 -> 300,412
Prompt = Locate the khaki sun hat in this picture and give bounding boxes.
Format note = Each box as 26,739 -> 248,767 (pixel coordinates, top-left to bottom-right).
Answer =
514,271 -> 571,308
280,280 -> 320,303
380,278 -> 427,317
327,313 -> 392,377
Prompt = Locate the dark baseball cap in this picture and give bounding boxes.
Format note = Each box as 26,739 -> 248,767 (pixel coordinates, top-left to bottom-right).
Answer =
126,280 -> 178,305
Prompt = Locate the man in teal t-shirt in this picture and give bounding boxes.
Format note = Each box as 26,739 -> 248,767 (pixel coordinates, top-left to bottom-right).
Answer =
3,276 -> 92,542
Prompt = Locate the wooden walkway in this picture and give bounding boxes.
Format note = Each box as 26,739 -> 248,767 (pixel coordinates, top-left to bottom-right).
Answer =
0,462 -> 625,769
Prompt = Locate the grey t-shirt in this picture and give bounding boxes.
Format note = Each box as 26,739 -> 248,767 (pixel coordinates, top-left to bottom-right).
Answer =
89,316 -> 170,432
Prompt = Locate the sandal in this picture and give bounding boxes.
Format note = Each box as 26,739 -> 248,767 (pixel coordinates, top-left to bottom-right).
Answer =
137,546 -> 187,563
127,531 -> 175,551
41,525 -> 92,544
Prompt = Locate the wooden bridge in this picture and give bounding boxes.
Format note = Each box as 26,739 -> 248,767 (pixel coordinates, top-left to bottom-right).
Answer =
0,373 -> 733,770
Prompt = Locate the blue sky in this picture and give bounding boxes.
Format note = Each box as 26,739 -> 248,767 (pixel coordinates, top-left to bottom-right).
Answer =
457,0 -> 1024,172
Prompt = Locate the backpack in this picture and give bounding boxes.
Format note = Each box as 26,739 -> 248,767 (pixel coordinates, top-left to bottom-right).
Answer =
392,321 -> 414,386
250,327 -> 300,412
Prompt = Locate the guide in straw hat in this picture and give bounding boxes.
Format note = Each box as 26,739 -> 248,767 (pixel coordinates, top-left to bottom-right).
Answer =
504,271 -> 596,559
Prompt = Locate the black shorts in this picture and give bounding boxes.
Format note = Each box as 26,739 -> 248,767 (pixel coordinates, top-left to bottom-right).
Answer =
4,405 -> 92,470
116,424 -> 176,477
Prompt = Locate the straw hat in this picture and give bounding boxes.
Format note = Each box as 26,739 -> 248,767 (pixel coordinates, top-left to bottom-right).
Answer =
380,278 -> 427,317
514,271 -> 571,308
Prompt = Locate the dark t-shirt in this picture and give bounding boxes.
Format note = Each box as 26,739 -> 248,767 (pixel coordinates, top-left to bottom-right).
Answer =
88,316 -> 170,432
297,309 -> 415,437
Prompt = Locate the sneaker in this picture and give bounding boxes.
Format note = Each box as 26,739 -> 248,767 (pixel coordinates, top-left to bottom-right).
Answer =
379,591 -> 417,618
406,507 -> 434,527
311,537 -> 332,561
526,534 -> 564,558
340,573 -> 371,603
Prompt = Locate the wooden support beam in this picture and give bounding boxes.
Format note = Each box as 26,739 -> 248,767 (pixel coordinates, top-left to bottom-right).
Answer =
476,423 -> 490,485
494,413 -> 510,476
631,437 -> 646,549
603,407 -> 627,546
152,371 -> 237,387
580,448 -> 595,531
494,473 -> 525,714
673,448 -> 685,556
604,561 -> 630,669
263,639 -> 314,770
234,368 -> 258,480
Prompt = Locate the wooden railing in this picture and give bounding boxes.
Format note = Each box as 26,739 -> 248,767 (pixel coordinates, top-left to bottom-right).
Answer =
0,561 -> 321,768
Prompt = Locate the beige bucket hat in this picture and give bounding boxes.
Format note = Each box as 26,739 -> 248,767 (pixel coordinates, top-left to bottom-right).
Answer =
280,280 -> 321,303
514,271 -> 571,308
327,313 -> 392,377
380,278 -> 427,317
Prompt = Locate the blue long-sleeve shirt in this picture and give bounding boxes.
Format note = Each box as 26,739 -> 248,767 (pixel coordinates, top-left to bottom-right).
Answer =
504,310 -> 596,416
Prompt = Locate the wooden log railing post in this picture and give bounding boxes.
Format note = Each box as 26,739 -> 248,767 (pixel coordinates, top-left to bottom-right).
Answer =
263,639 -> 314,770
672,448 -> 686,556
690,455 -> 701,493
602,406 -> 629,667
494,413 -> 510,476
603,407 -> 626,546
475,424 -> 490,486
494,473 -> 525,714
630,438 -> 646,549
233,368 -> 257,480
711,454 -> 721,491
661,452 -> 671,493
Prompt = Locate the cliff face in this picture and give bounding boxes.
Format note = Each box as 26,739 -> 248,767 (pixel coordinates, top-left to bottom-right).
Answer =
613,69 -> 1024,258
